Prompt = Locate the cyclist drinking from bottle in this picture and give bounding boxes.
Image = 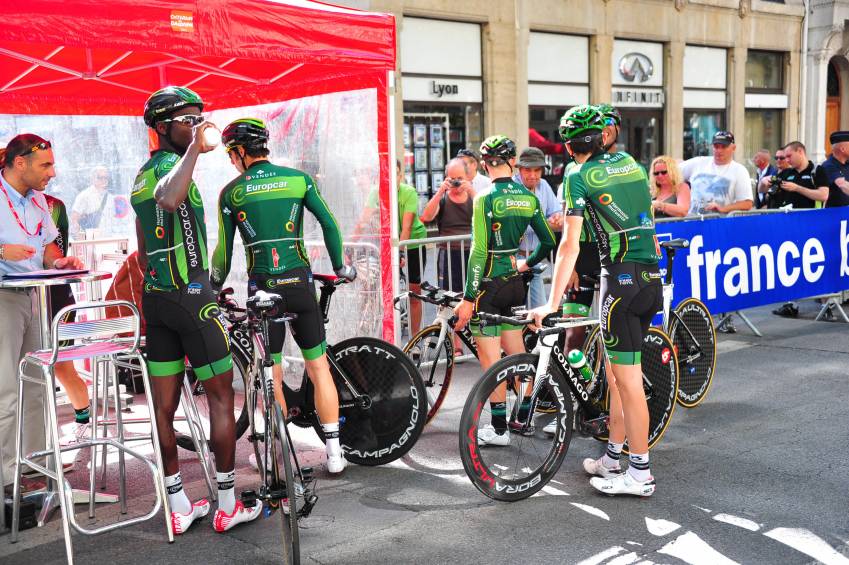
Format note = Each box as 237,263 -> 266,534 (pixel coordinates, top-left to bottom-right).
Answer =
133,87 -> 262,533
211,118 -> 356,474
453,135 -> 557,446
530,105 -> 662,497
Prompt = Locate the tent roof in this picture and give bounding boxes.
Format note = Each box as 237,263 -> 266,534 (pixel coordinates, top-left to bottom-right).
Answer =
0,0 -> 396,115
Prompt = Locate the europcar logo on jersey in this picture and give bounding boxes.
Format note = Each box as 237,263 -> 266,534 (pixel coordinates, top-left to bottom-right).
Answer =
641,270 -> 651,282
618,273 -> 633,285
492,222 -> 502,231
237,211 -> 247,222
599,193 -> 613,205
155,226 -> 165,239
199,302 -> 220,321
661,347 -> 672,365
187,282 -> 203,295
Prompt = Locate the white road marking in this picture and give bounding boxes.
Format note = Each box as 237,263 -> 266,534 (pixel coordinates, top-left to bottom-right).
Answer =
713,513 -> 760,531
764,527 -> 849,565
539,484 -> 570,496
570,502 -> 610,521
657,531 -> 740,565
692,505 -> 712,513
575,546 -> 625,565
626,541 -> 644,546
607,553 -> 640,565
645,517 -> 681,536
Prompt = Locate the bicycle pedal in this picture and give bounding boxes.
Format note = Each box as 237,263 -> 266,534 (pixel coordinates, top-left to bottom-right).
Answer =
507,421 -> 536,436
301,466 -> 314,480
578,415 -> 608,437
240,489 -> 258,508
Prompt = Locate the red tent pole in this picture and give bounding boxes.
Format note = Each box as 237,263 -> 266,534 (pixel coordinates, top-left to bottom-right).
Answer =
377,70 -> 397,343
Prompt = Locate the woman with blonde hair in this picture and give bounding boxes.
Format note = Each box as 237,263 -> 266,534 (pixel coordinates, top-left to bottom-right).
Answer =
649,155 -> 690,218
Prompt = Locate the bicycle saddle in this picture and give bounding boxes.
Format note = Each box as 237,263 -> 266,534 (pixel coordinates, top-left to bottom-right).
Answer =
246,290 -> 283,316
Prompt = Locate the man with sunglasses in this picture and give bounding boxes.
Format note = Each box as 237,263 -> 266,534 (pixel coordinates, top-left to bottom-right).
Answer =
211,118 -> 355,475
0,134 -> 84,491
132,87 -> 261,535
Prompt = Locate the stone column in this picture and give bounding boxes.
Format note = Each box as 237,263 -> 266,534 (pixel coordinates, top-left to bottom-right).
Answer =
482,12 -> 521,143
728,46 -> 748,151
666,41 -> 685,159
590,34 -> 614,104
806,49 -> 832,162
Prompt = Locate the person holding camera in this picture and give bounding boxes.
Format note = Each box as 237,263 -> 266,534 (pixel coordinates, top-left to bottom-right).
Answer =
752,149 -> 777,209
764,142 -> 825,211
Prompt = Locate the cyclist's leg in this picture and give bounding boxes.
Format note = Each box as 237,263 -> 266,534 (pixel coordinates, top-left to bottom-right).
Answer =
247,278 -> 288,414
49,286 -> 91,432
407,246 -> 426,333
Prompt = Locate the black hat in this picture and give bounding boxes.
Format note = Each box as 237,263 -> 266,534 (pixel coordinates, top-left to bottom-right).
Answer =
516,147 -> 547,168
712,131 -> 735,146
830,131 -> 849,144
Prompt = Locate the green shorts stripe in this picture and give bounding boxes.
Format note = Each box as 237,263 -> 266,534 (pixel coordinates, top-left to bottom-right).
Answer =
606,349 -> 641,366
471,322 -> 523,338
192,354 -> 233,381
301,341 -> 327,361
148,358 -> 186,377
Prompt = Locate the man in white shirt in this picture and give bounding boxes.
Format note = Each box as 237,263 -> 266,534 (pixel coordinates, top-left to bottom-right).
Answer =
70,165 -> 117,236
681,131 -> 754,215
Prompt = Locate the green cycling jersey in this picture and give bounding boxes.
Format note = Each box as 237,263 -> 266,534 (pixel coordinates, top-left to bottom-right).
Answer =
131,151 -> 210,291
45,194 -> 69,256
560,160 -> 595,244
563,151 -> 661,266
465,177 -> 557,300
211,160 -> 344,285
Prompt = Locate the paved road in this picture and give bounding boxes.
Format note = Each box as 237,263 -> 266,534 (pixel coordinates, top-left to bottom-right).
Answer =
2,303 -> 848,564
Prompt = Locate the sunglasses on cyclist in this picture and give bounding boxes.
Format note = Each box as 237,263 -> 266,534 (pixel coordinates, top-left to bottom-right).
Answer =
162,115 -> 205,127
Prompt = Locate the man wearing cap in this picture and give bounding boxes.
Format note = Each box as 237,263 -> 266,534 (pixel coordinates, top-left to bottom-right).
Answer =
513,147 -> 562,307
814,131 -> 849,208
681,131 -> 753,216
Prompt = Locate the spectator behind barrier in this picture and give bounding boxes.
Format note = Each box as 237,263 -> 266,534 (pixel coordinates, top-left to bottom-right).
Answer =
513,147 -> 562,308
680,130 -> 753,215
649,155 -> 691,218
765,141 -> 826,210
757,148 -> 789,207
752,148 -> 777,209
456,149 -> 491,194
814,130 -> 849,208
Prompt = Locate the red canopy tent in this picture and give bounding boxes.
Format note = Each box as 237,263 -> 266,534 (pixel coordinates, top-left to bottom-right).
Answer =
0,0 -> 399,340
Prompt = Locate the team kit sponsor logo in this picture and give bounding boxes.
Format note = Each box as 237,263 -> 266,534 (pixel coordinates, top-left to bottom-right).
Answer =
178,203 -> 200,268
187,282 -> 203,295
617,273 -> 633,286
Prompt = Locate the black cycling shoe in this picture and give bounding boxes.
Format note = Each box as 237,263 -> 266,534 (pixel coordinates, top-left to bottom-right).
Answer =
772,303 -> 799,318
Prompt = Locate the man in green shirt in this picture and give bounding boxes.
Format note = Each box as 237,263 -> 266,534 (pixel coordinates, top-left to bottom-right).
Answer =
212,118 -> 355,474
453,135 -> 557,446
132,87 -> 260,534
530,105 -> 662,497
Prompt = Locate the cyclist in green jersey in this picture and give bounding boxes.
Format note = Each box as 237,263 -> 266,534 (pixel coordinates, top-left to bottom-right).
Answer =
453,135 -> 557,446
530,105 -> 662,497
211,118 -> 355,474
132,87 -> 261,534
45,194 -> 92,444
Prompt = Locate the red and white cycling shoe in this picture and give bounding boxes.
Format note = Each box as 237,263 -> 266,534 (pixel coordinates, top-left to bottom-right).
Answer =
213,500 -> 263,533
170,499 -> 211,535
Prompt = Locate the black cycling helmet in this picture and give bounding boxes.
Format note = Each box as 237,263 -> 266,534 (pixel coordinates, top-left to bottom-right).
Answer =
143,86 -> 204,128
595,103 -> 621,127
558,105 -> 605,142
479,135 -> 517,162
222,118 -> 269,151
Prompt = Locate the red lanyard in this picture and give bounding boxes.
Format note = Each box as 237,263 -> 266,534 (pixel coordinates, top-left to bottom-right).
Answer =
0,180 -> 45,237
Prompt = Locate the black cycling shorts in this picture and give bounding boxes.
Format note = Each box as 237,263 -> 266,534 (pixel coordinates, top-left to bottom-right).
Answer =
563,242 -> 601,317
143,276 -> 232,380
405,246 -> 427,286
599,262 -> 662,365
471,273 -> 528,338
50,284 -> 76,348
248,268 -> 326,362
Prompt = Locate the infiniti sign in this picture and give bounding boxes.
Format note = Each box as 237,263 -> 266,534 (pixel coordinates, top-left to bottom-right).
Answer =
619,52 -> 654,83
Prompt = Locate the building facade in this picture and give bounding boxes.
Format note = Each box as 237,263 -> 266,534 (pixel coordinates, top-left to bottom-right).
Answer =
341,0 -> 804,195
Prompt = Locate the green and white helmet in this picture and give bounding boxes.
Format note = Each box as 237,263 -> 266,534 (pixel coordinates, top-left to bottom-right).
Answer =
595,103 -> 621,127
479,135 -> 517,161
222,118 -> 269,151
558,105 -> 605,141
143,86 -> 203,128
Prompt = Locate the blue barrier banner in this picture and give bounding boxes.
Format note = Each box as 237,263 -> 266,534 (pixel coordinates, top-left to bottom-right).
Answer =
655,208 -> 849,314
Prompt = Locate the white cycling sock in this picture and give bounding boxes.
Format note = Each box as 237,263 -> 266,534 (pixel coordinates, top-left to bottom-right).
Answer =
322,422 -> 341,458
601,442 -> 623,469
217,469 -> 236,514
627,452 -> 651,482
165,472 -> 192,515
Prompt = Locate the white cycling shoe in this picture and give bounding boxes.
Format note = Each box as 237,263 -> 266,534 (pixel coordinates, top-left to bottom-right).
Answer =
327,453 -> 347,474
477,424 -> 510,447
213,500 -> 263,532
590,471 -> 656,497
582,457 -> 623,479
170,499 -> 210,535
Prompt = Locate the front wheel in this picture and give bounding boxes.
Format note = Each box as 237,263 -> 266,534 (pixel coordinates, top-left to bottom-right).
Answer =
670,298 -> 716,408
403,324 -> 454,425
322,337 -> 427,466
459,353 -> 573,502
270,404 -> 299,565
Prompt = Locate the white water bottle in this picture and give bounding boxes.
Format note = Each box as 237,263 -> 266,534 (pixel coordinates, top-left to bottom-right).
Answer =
203,127 -> 222,148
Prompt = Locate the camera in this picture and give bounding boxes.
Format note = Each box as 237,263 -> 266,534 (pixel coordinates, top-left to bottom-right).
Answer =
767,175 -> 782,195
449,178 -> 463,188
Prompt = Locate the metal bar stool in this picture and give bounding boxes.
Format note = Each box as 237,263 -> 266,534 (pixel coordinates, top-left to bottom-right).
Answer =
9,300 -> 173,564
